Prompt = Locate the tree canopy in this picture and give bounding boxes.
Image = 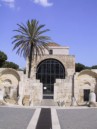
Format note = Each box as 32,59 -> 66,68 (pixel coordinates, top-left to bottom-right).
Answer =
0,51 -> 7,67
91,65 -> 97,69
3,61 -> 19,69
0,51 -> 19,70
75,63 -> 95,72
75,63 -> 86,72
0,51 -> 7,61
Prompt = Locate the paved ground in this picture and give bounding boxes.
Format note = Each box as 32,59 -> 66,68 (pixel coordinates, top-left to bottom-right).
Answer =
0,106 -> 97,129
36,108 -> 52,129
0,107 -> 35,129
57,108 -> 97,129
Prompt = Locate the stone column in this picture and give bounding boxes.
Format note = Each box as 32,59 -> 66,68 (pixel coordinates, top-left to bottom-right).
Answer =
18,81 -> 24,106
89,92 -> 96,107
89,92 -> 96,103
71,97 -> 77,106
18,96 -> 23,105
0,89 -> 4,100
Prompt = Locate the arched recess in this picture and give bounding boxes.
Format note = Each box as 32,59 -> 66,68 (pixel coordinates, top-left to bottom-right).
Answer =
0,68 -> 20,81
78,69 -> 97,78
36,59 -> 65,97
77,70 -> 97,102
0,68 -> 20,100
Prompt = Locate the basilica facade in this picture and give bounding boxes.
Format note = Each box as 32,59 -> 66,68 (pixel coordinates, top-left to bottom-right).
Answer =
0,43 -> 97,106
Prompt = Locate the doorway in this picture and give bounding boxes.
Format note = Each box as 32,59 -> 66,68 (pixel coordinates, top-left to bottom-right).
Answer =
36,59 -> 65,99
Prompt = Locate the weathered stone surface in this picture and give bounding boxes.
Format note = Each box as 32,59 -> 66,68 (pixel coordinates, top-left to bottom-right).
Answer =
22,95 -> 30,106
89,102 -> 97,107
1,46 -> 97,107
74,70 -> 97,105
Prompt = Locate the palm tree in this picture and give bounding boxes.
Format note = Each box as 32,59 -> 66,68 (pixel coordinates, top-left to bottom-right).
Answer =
12,19 -> 51,78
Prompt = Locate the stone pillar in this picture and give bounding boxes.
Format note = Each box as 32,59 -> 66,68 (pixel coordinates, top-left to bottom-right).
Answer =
18,81 -> 24,106
89,92 -> 96,103
89,92 -> 96,107
0,89 -> 4,100
71,97 -> 77,106
18,96 -> 23,105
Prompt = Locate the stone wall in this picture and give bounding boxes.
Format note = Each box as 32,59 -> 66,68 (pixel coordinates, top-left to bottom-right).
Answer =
0,68 -> 21,103
54,76 -> 73,106
18,74 -> 43,106
74,70 -> 97,104
44,46 -> 69,55
26,55 -> 75,79
25,53 -> 75,106
1,68 -> 97,106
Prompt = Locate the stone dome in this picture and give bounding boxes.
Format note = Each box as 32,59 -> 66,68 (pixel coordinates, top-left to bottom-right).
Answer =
47,42 -> 60,46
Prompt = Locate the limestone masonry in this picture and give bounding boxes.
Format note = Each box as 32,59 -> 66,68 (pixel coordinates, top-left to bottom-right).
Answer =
0,43 -> 97,106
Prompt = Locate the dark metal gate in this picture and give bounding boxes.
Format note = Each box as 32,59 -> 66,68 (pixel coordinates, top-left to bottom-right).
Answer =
36,59 -> 65,99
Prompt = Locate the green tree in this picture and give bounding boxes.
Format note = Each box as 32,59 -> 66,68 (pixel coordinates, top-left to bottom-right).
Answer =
91,65 -> 97,69
85,66 -> 91,69
0,51 -> 7,67
75,63 -> 86,72
12,19 -> 51,78
3,61 -> 19,70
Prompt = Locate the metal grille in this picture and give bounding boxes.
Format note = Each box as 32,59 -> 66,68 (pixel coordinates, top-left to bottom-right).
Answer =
36,59 -> 65,94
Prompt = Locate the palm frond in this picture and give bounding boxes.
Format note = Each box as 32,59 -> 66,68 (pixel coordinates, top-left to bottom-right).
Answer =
12,19 -> 51,78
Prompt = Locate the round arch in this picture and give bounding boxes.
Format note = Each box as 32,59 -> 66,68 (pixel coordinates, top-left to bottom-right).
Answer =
0,68 -> 20,81
36,58 -> 65,97
0,68 -> 20,101
78,69 -> 97,78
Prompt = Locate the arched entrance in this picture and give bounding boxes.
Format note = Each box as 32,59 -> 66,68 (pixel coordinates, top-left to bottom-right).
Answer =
36,59 -> 65,99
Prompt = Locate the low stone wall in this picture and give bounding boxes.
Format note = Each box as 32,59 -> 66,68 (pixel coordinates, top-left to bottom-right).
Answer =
54,77 -> 73,106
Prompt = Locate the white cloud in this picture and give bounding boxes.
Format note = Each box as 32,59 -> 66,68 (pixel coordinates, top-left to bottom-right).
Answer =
1,0 -> 15,8
33,0 -> 53,7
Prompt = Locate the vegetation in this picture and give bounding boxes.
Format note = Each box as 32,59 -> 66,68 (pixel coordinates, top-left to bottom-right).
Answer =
75,63 -> 91,72
0,51 -> 7,67
0,51 -> 19,70
12,19 -> 51,78
3,61 -> 19,69
91,65 -> 97,69
75,63 -> 85,72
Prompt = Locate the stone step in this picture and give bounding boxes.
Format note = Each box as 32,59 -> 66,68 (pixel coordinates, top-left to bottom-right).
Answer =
40,99 -> 58,106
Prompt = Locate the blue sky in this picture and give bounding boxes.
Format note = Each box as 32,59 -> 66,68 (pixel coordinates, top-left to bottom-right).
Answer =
0,0 -> 97,68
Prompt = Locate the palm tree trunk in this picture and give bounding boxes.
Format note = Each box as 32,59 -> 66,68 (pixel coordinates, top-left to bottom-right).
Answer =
28,44 -> 33,78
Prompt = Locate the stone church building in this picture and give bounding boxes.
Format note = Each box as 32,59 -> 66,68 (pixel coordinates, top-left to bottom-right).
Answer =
0,43 -> 97,106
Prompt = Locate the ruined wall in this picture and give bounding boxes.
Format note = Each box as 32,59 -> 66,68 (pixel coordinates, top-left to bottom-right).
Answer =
74,70 -> 97,104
